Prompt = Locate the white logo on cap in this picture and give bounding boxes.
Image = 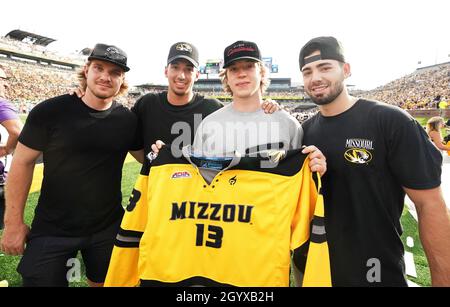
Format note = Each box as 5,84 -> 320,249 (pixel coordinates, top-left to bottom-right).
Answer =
176,43 -> 192,53
106,47 -> 119,54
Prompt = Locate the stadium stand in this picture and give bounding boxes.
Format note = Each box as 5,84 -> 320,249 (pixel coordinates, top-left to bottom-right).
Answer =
363,62 -> 450,110
1,30 -> 447,124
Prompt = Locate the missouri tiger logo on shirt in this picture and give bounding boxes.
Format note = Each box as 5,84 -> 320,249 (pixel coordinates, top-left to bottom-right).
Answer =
344,138 -> 374,165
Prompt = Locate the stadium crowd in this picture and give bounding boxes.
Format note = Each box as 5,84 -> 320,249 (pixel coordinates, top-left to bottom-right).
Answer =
364,63 -> 450,110
0,49 -> 448,122
0,58 -> 77,111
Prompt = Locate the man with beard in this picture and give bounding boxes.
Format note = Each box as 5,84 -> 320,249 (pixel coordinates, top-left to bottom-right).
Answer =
1,43 -> 139,286
297,36 -> 450,286
74,42 -> 279,162
129,42 -> 280,161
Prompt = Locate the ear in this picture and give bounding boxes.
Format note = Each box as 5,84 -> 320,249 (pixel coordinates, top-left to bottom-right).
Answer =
164,66 -> 169,78
343,63 -> 351,79
194,70 -> 200,82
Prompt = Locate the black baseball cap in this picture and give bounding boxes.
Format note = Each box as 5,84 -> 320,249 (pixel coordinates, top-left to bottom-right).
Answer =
88,43 -> 130,72
299,36 -> 345,70
223,40 -> 262,68
167,42 -> 199,68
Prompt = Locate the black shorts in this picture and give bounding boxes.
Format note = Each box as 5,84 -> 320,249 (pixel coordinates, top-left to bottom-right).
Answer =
17,219 -> 121,287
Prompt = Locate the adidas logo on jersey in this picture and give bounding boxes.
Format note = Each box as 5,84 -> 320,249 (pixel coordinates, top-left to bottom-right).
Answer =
171,171 -> 192,179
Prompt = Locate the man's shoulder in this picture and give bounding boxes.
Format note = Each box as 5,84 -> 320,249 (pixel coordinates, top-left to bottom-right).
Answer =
0,98 -> 19,118
112,101 -> 137,118
273,109 -> 301,125
31,94 -> 75,112
196,95 -> 223,105
0,98 -> 15,109
200,103 -> 230,121
193,94 -> 224,110
135,92 -> 163,106
358,98 -> 414,123
301,112 -> 320,131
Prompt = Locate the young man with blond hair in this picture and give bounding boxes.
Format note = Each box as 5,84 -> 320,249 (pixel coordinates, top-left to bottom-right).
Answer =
1,43 -> 139,287
192,41 -> 309,159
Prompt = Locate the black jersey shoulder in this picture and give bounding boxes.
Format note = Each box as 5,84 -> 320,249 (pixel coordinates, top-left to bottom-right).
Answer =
235,149 -> 308,176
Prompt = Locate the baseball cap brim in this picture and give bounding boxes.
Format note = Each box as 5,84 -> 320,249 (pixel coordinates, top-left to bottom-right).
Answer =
167,55 -> 199,68
222,56 -> 262,68
88,55 -> 130,72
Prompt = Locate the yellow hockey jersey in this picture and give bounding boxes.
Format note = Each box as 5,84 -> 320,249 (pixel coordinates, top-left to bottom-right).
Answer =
105,146 -> 331,287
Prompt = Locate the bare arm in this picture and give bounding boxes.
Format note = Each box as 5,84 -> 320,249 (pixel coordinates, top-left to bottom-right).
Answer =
405,186 -> 450,286
429,131 -> 450,151
129,149 -> 144,164
0,142 -> 41,255
0,118 -> 23,156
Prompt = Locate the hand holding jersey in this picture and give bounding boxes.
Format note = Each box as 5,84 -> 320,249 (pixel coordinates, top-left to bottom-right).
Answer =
105,146 -> 331,286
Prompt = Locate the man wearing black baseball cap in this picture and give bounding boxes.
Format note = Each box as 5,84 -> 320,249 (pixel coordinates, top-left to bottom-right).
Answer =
1,42 -> 140,287
192,40 -> 325,172
222,40 -> 263,68
127,41 -> 223,161
298,36 -> 450,286
129,41 -> 280,162
87,43 -> 130,72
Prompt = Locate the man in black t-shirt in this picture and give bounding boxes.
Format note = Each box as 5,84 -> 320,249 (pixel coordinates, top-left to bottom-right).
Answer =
74,42 -> 280,160
0,43 -> 140,287
297,36 -> 450,286
131,42 -> 280,161
131,42 -> 223,160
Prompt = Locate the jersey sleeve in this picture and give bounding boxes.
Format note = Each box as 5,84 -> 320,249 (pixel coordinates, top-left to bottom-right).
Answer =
301,174 -> 331,286
104,169 -> 149,287
387,119 -> 442,189
290,157 -> 331,286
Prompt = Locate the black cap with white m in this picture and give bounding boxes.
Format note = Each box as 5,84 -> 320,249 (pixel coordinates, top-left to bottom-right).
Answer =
167,42 -> 199,68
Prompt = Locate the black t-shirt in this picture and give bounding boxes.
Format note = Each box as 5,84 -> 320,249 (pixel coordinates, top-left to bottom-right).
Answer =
302,99 -> 442,286
19,94 -> 139,237
131,92 -> 223,156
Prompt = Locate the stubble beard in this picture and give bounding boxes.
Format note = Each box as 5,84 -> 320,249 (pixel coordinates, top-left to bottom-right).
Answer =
308,80 -> 344,106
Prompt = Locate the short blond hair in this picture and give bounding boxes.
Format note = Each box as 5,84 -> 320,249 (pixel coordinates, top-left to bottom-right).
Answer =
219,61 -> 270,95
426,116 -> 445,133
77,61 -> 129,97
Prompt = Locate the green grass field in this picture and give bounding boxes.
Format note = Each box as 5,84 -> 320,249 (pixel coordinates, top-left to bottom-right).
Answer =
0,115 -> 436,287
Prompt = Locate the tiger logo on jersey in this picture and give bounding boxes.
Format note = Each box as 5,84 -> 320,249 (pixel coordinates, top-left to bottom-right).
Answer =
344,148 -> 372,164
344,138 -> 374,165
